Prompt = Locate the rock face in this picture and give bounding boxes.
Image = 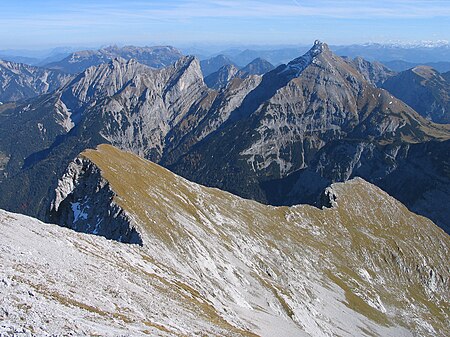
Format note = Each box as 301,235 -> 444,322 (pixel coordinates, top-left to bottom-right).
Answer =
382,66 -> 450,123
0,59 -> 72,102
49,157 -> 142,244
45,45 -> 183,74
3,144 -> 448,337
343,56 -> 396,86
204,64 -> 240,89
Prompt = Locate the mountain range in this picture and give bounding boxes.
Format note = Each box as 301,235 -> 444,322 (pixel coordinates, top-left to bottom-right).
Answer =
44,45 -> 183,74
0,59 -> 72,102
0,40 -> 449,236
0,39 -> 449,336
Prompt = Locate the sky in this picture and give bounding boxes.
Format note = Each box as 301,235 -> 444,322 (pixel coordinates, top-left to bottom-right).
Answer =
1,0 -> 449,50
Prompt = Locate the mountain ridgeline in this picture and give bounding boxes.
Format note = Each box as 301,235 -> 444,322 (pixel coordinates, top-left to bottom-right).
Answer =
0,59 -> 72,102
0,40 -> 449,234
381,66 -> 450,124
44,45 -> 184,74
2,144 -> 447,336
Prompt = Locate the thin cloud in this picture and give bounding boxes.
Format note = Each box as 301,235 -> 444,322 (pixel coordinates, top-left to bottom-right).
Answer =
3,0 -> 450,24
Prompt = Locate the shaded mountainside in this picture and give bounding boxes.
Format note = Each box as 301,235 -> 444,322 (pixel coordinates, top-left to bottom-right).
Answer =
2,144 -> 448,336
45,45 -> 183,74
200,54 -> 236,77
381,66 -> 450,124
0,55 -> 213,218
204,58 -> 274,90
204,64 -> 239,90
239,57 -> 275,76
0,41 -> 450,234
0,59 -> 72,102
343,56 -> 396,87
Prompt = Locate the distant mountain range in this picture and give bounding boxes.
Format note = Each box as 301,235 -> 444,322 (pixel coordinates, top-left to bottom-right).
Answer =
44,45 -> 183,74
381,60 -> 450,73
204,58 -> 275,90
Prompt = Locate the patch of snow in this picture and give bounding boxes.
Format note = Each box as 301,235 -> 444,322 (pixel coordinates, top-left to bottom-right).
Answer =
71,202 -> 88,222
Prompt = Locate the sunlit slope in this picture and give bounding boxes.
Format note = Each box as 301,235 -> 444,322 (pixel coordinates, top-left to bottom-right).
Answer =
84,144 -> 449,336
4,143 -> 448,336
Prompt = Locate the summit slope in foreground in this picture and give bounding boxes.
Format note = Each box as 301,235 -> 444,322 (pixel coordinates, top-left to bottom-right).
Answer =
1,144 -> 449,336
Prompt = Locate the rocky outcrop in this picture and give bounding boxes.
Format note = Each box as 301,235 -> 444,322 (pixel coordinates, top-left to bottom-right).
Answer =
49,156 -> 142,245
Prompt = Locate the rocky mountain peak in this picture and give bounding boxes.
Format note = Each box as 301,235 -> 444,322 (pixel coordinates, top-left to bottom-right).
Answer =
289,40 -> 330,64
169,55 -> 204,85
310,39 -> 330,54
275,40 -> 334,79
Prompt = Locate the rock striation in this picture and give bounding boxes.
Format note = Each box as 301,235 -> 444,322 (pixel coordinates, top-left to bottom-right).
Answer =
0,59 -> 71,102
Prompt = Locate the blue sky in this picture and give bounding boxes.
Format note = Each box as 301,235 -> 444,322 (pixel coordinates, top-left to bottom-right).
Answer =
1,0 -> 449,49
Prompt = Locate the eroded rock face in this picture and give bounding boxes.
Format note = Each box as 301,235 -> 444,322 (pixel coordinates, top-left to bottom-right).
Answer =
49,157 -> 142,245
0,59 -> 72,102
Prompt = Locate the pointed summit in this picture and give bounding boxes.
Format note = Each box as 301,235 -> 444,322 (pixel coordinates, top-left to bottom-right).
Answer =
310,40 -> 329,55
288,40 -> 330,67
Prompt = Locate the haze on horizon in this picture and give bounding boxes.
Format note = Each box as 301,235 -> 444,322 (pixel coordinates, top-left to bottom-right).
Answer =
1,0 -> 449,50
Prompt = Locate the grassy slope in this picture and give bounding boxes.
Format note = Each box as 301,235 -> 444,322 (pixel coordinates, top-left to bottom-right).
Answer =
80,144 -> 449,336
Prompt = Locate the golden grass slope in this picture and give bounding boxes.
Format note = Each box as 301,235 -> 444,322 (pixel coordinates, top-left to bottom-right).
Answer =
77,144 -> 449,336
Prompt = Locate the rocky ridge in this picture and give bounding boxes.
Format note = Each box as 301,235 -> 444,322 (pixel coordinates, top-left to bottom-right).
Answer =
3,144 -> 448,336
0,59 -> 72,102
